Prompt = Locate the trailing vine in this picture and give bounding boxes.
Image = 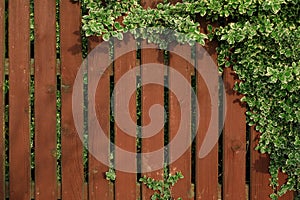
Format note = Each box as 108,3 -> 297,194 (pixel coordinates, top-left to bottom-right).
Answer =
82,0 -> 300,199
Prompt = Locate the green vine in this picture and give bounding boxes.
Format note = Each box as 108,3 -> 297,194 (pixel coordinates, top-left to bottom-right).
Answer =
82,0 -> 300,199
139,166 -> 184,200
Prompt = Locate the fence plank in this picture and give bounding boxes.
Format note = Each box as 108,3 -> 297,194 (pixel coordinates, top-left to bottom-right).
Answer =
88,36 -> 113,200
114,35 -> 137,200
195,43 -> 219,200
250,127 -> 295,200
169,44 -> 192,199
223,67 -> 247,200
0,1 -> 4,199
60,1 -> 84,199
34,0 -> 57,199
8,1 -> 31,199
250,127 -> 273,200
141,41 -> 164,200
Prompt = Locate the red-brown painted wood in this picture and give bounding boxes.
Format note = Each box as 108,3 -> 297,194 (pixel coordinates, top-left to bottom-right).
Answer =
114,35 -> 137,200
34,0 -> 57,199
88,36 -> 113,200
195,43 -> 219,199
0,1 -> 4,199
141,41 -> 164,200
223,67 -> 247,200
139,1 -> 164,199
140,0 -> 162,8
8,1 -> 31,199
250,127 -> 273,200
60,1 -> 84,199
169,44 -> 192,199
250,127 -> 295,199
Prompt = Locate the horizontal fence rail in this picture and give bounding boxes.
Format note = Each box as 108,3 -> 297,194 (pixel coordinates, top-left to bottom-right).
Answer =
0,0 -> 295,200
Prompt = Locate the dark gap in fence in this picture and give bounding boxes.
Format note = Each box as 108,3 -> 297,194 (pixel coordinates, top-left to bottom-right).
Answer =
136,56 -> 142,180
29,0 -> 35,191
82,32 -> 89,184
29,0 -> 34,189
191,73 -> 196,185
109,41 -> 115,178
163,51 -> 169,165
56,75 -> 61,184
30,76 -> 35,188
109,74 -> 116,200
4,74 -> 8,184
136,78 -> 142,198
30,0 -> 34,59
218,76 -> 224,185
55,0 -> 61,187
191,44 -> 196,186
83,56 -> 89,183
55,0 -> 60,65
136,75 -> 142,196
109,69 -> 115,176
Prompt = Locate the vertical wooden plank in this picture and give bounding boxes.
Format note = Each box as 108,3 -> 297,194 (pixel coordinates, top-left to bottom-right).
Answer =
88,36 -> 113,200
114,35 -> 137,200
223,67 -> 246,200
34,0 -> 57,199
141,41 -> 164,200
195,43 -> 219,199
60,1 -> 84,199
168,1 -> 190,198
8,1 -> 31,199
169,44 -> 192,200
250,127 -> 294,200
250,127 -> 272,200
0,1 -> 4,199
140,1 -> 164,200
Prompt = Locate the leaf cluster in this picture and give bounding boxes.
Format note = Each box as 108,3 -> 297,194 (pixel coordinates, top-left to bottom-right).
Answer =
139,166 -> 184,200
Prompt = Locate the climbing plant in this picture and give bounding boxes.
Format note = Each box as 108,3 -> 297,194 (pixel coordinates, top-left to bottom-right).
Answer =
82,0 -> 300,199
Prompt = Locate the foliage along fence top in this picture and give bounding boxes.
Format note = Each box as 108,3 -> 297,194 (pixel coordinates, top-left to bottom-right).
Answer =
0,0 -> 299,200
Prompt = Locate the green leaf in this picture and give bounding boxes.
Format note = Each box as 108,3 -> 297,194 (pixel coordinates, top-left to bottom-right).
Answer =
116,32 -> 123,40
102,33 -> 110,41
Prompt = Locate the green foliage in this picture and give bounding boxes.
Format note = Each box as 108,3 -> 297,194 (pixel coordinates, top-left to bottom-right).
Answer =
139,166 -> 184,200
215,1 -> 300,198
82,0 -> 300,199
105,168 -> 116,182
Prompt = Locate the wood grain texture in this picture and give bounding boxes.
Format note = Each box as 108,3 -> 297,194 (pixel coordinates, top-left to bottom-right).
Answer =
141,41 -> 164,200
195,43 -> 219,200
60,1 -> 84,199
88,36 -> 113,200
8,1 -> 31,199
223,67 -> 247,200
141,0 -> 164,200
0,1 -> 4,199
250,127 -> 295,200
169,44 -> 192,200
250,127 -> 273,200
34,0 -> 57,199
114,35 -> 137,200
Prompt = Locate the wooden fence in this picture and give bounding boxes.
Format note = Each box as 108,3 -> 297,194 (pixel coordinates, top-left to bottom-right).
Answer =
0,0 -> 295,200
